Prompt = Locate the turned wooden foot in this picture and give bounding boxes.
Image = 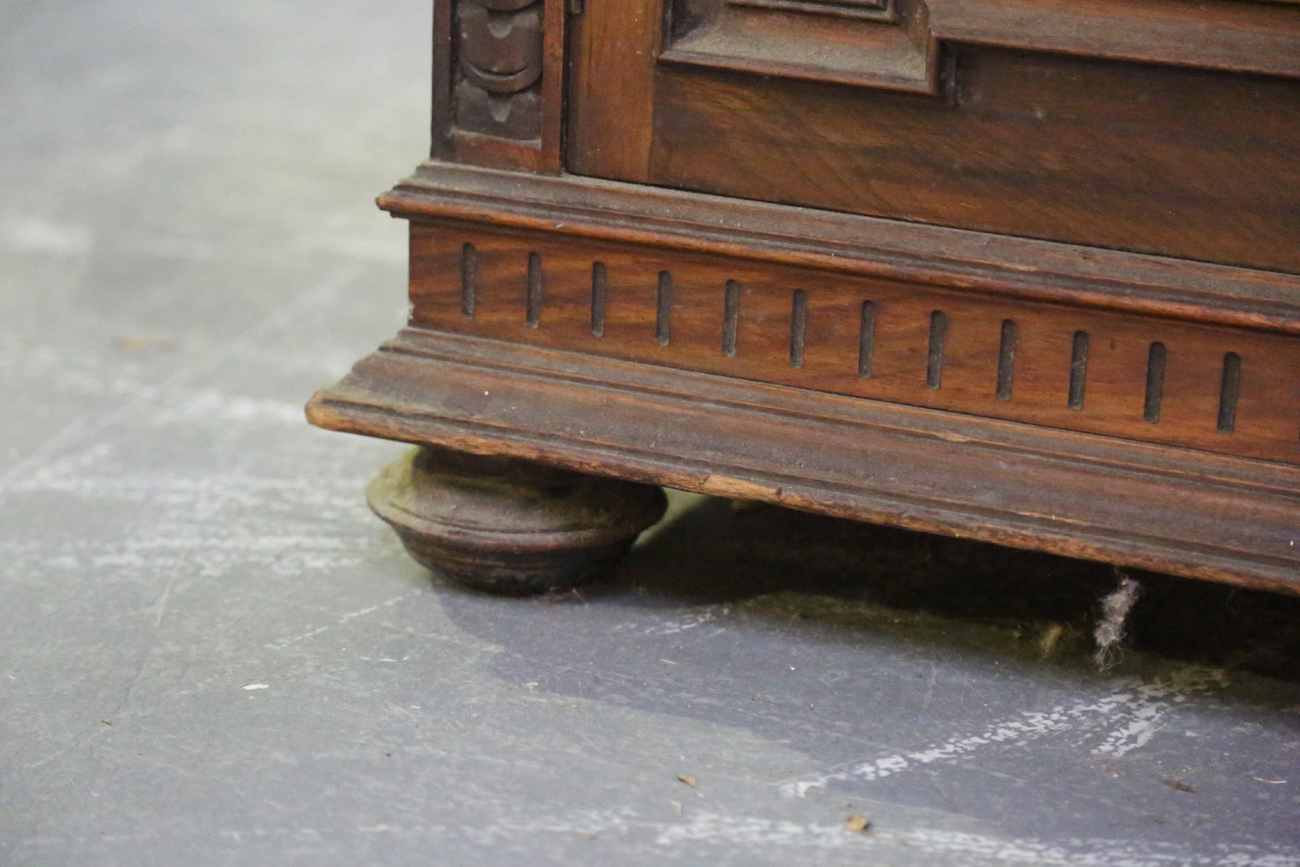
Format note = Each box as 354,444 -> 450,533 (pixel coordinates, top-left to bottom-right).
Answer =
366,446 -> 668,594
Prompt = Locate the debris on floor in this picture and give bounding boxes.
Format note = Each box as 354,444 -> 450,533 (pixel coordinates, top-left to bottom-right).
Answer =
1094,570 -> 1141,669
1038,623 -> 1065,658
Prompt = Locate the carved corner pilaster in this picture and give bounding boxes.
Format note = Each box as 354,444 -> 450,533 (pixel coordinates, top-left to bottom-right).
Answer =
432,0 -> 563,173
455,0 -> 543,140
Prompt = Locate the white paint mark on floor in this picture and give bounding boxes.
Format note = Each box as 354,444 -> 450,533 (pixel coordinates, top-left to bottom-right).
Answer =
0,262 -> 362,504
197,809 -> 1300,866
783,669 -> 1227,797
266,589 -> 423,650
153,573 -> 179,628
0,468 -> 381,580
623,609 -> 728,636
891,827 -> 1299,866
504,809 -> 1300,865
1089,682 -> 1180,757
653,812 -> 848,848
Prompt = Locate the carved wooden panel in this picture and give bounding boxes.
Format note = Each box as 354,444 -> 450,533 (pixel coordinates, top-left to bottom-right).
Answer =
662,0 -> 1300,91
432,0 -> 562,172
409,221 -> 1300,465
664,0 -> 930,92
454,0 -> 543,140
647,46 -> 1300,275
574,0 -> 1300,270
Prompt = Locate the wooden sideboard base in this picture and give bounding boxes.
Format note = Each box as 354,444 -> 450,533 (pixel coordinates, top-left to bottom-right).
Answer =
308,328 -> 1300,596
311,1 -> 1300,598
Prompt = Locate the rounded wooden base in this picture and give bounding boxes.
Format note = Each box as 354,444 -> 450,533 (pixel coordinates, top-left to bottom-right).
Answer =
366,446 -> 668,594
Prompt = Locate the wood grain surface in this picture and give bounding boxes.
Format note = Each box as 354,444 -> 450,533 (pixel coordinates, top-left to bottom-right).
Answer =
406,221 -> 1300,464
664,0 -> 1300,88
565,0 -> 662,181
647,49 -> 1300,273
378,163 -> 1300,334
570,0 -> 1300,272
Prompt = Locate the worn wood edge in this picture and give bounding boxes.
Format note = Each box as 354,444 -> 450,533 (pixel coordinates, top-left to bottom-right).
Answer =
380,331 -> 1300,496
306,330 -> 1300,595
659,0 -> 934,93
430,0 -> 454,160
657,46 -> 934,94
564,0 -> 662,182
661,0 -> 1300,90
538,0 -> 565,174
448,131 -> 544,174
938,28 -> 1300,81
376,163 -> 1300,335
307,391 -> 1300,596
928,0 -> 1300,81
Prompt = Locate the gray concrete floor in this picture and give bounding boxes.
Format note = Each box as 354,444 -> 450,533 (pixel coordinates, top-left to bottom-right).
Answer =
2,2 -> 1299,864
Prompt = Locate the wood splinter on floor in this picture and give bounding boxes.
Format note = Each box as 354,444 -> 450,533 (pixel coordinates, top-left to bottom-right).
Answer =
844,814 -> 871,834
676,774 -> 697,788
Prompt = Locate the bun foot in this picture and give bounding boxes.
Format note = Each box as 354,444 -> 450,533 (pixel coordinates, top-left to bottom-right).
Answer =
366,446 -> 668,594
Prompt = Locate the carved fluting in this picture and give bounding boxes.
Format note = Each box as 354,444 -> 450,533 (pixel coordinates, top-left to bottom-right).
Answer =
405,222 -> 1300,465
454,0 -> 543,140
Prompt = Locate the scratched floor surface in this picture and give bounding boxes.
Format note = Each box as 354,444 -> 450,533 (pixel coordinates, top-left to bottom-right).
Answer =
1,1 -> 1298,865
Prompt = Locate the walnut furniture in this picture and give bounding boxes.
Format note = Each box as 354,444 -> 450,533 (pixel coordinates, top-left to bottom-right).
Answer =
308,0 -> 1300,594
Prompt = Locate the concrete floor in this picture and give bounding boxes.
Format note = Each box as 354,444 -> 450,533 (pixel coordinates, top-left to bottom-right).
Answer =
1,1 -> 1298,864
